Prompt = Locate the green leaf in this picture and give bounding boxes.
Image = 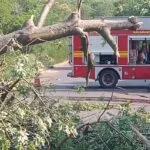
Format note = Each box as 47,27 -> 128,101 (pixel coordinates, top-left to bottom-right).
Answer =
38,118 -> 47,133
45,116 -> 52,128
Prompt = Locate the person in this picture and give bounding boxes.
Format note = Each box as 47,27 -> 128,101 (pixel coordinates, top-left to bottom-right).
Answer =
140,41 -> 148,63
146,44 -> 150,64
137,50 -> 145,64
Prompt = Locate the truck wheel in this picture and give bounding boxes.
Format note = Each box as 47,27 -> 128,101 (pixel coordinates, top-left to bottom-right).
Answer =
99,70 -> 118,88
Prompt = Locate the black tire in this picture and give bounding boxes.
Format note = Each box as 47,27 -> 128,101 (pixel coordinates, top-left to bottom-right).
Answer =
99,70 -> 118,88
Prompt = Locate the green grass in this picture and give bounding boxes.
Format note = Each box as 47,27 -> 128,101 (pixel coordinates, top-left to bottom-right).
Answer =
31,38 -> 69,67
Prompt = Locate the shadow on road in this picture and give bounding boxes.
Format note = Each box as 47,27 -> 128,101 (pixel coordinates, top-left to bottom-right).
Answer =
53,82 -> 150,94
48,67 -> 71,70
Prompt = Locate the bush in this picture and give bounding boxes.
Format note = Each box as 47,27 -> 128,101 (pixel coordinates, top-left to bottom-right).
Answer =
30,39 -> 69,67
0,50 -> 150,150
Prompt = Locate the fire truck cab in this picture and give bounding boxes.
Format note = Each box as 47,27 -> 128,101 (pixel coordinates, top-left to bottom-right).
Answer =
68,17 -> 150,88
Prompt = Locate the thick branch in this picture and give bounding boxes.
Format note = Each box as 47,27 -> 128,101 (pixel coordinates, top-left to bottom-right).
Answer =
98,27 -> 119,56
131,125 -> 150,149
79,18 -> 142,31
77,0 -> 83,18
1,79 -> 20,102
37,0 -> 56,28
0,14 -> 142,56
25,17 -> 142,44
23,15 -> 35,29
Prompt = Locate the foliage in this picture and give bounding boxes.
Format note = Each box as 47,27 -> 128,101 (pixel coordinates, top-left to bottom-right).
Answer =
2,0 -> 150,34
0,97 -> 82,149
0,51 -> 42,82
114,0 -> 150,16
0,50 -> 108,149
0,50 -> 77,149
30,39 -> 69,67
0,74 -> 150,150
0,0 -> 13,34
61,106 -> 150,150
0,0 -> 70,66
0,52 -> 150,149
82,0 -> 117,19
0,0 -> 43,34
0,0 -> 75,33
1,1 -> 150,150
44,0 -> 75,25
1,0 -> 150,34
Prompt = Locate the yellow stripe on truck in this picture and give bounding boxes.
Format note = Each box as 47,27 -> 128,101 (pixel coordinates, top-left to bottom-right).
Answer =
74,51 -> 83,57
119,51 -> 128,57
74,50 -> 128,58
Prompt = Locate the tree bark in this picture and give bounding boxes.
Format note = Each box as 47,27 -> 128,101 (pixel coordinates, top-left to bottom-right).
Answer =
37,0 -> 56,28
131,125 -> 150,149
0,13 -> 142,56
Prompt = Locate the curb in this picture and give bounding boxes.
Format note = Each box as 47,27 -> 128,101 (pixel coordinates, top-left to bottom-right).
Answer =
56,96 -> 150,104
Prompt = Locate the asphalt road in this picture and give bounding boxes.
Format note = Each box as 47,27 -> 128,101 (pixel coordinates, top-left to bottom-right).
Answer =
39,61 -> 150,104
38,61 -> 150,122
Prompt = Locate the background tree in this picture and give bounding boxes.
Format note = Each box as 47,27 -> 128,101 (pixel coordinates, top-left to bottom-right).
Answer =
81,0 -> 117,19
114,0 -> 150,16
0,0 -> 43,34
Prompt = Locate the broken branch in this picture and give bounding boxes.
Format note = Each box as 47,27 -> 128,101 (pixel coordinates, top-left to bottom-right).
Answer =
37,0 -> 56,28
131,125 -> 150,149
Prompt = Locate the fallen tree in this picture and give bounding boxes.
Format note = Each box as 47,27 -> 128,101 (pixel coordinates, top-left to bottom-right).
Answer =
0,0 -> 142,56
0,0 -> 142,86
0,1 -> 149,149
0,0 -> 143,95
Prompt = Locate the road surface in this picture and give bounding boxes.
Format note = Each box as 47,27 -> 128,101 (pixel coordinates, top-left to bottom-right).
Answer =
39,61 -> 150,102
38,61 -> 150,122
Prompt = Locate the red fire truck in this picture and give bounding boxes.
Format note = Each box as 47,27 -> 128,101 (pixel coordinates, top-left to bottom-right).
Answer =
68,17 -> 150,88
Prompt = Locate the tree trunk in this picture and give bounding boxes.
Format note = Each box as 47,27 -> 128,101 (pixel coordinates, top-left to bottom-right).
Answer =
0,12 -> 142,56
